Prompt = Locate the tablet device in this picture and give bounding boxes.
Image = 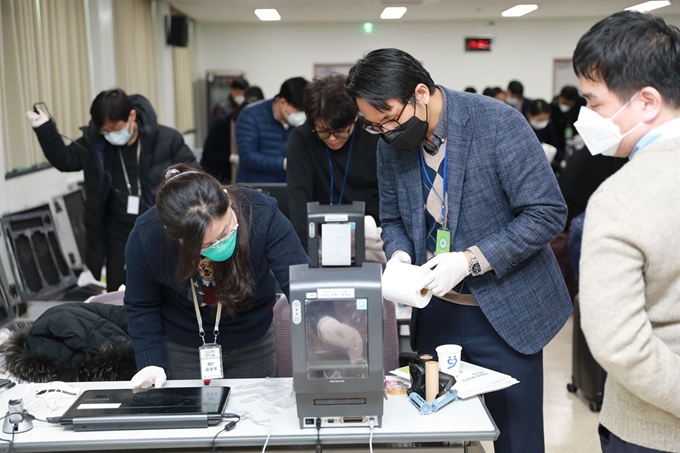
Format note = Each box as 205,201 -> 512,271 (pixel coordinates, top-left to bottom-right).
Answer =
57,386 -> 230,432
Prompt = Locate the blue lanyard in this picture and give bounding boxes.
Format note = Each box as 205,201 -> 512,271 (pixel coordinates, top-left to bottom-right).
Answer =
326,127 -> 356,205
419,148 -> 447,225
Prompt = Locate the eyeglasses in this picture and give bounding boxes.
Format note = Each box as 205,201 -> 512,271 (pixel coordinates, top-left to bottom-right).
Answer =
201,210 -> 238,252
312,123 -> 354,140
312,124 -> 353,140
362,99 -> 412,134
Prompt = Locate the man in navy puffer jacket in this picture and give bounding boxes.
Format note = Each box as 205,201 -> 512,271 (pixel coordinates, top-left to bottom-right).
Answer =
235,77 -> 308,182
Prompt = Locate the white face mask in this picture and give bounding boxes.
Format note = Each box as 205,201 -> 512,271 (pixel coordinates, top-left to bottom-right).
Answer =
103,118 -> 133,146
505,96 -> 521,108
287,111 -> 307,127
530,119 -> 549,130
558,102 -> 572,113
573,93 -> 644,157
233,95 -> 245,105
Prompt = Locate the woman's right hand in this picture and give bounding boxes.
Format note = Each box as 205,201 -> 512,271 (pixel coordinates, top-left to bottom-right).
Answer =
26,107 -> 50,128
131,366 -> 167,389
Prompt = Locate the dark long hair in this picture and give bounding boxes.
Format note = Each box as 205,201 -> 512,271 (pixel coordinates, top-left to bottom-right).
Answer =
155,164 -> 254,315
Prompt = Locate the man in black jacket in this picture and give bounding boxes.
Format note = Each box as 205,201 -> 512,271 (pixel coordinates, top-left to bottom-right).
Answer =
26,89 -> 198,292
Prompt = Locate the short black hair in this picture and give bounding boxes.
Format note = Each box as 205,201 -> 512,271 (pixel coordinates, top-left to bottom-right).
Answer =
527,99 -> 551,117
559,85 -> 581,103
482,87 -> 503,98
244,86 -> 264,103
303,74 -> 358,130
278,77 -> 309,110
464,86 -> 477,93
230,76 -> 249,91
507,80 -> 524,96
346,48 -> 435,111
573,11 -> 680,107
90,88 -> 134,129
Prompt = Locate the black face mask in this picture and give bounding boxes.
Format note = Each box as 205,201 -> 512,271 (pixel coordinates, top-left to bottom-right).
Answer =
381,104 -> 429,151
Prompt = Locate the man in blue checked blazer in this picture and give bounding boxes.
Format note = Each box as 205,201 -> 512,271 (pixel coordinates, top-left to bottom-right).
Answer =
347,49 -> 572,453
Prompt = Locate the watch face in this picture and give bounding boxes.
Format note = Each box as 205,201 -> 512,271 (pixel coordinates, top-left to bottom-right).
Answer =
471,262 -> 482,276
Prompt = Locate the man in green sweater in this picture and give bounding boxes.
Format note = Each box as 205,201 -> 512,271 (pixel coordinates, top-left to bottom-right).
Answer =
574,11 -> 680,452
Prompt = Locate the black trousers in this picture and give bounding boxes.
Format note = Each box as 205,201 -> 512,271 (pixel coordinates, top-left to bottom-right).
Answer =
104,218 -> 134,293
105,234 -> 127,292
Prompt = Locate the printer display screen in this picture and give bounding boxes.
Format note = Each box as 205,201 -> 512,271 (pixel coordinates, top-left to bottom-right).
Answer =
304,298 -> 369,379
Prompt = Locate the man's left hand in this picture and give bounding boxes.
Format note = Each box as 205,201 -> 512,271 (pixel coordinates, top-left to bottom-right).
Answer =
421,252 -> 469,297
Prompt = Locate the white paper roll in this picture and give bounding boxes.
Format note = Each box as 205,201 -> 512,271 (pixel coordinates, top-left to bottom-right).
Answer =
381,261 -> 433,308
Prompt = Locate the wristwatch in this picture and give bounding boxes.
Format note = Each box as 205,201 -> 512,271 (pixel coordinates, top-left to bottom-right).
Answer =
467,249 -> 482,276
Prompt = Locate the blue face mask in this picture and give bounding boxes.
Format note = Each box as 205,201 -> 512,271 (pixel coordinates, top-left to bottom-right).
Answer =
201,219 -> 238,262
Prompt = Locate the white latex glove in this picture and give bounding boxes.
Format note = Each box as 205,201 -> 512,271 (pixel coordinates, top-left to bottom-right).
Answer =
541,143 -> 557,163
365,229 -> 386,263
317,316 -> 364,362
421,251 -> 469,298
229,154 -> 239,165
131,366 -> 167,389
26,107 -> 50,128
364,216 -> 386,263
387,251 -> 412,267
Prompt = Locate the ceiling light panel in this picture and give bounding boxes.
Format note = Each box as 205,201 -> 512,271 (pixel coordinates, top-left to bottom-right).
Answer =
625,1 -> 671,12
381,7 -> 408,19
254,9 -> 281,21
501,4 -> 539,17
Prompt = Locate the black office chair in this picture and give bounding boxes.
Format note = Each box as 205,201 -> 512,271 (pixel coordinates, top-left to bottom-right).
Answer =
247,183 -> 290,220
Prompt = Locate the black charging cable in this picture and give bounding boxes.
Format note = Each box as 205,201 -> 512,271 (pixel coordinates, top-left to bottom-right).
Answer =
3,430 -> 14,453
315,417 -> 322,453
210,413 -> 241,453
32,101 -> 151,211
0,411 -> 17,453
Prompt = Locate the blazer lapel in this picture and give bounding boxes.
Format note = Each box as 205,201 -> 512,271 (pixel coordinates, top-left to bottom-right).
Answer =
444,90 -> 472,241
393,147 -> 427,264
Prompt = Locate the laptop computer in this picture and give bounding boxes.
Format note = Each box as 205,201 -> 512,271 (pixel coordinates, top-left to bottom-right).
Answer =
56,386 -> 230,432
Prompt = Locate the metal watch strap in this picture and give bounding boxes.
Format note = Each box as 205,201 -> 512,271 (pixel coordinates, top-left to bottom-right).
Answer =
467,249 -> 482,276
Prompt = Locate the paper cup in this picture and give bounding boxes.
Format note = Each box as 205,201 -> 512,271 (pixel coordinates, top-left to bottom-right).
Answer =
436,344 -> 462,376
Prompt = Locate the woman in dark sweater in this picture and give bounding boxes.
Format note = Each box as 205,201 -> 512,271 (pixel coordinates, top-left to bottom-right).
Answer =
124,164 -> 310,387
286,75 -> 383,260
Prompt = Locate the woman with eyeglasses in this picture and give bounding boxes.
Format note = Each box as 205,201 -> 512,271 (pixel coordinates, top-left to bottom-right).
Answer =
286,74 -> 383,261
123,164 -> 310,387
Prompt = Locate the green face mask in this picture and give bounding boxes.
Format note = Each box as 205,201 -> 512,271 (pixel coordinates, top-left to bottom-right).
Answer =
201,227 -> 238,262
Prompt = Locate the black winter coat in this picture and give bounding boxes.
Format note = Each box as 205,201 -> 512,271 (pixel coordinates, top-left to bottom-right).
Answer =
0,303 -> 137,382
33,95 -> 198,278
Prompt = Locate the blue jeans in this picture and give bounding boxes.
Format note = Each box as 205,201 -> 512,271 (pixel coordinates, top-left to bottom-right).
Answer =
163,325 -> 276,379
599,424 -> 670,453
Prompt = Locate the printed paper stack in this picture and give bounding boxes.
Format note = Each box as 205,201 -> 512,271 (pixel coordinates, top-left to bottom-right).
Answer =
390,361 -> 519,399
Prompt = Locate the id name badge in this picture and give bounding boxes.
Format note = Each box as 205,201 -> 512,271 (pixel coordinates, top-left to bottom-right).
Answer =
199,343 -> 223,380
127,195 -> 140,215
435,229 -> 451,255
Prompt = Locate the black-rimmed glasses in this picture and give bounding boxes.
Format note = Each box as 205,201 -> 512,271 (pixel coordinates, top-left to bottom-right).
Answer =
312,124 -> 353,140
362,98 -> 412,134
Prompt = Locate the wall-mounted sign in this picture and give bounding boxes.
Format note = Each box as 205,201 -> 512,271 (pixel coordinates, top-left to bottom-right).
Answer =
465,38 -> 493,52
